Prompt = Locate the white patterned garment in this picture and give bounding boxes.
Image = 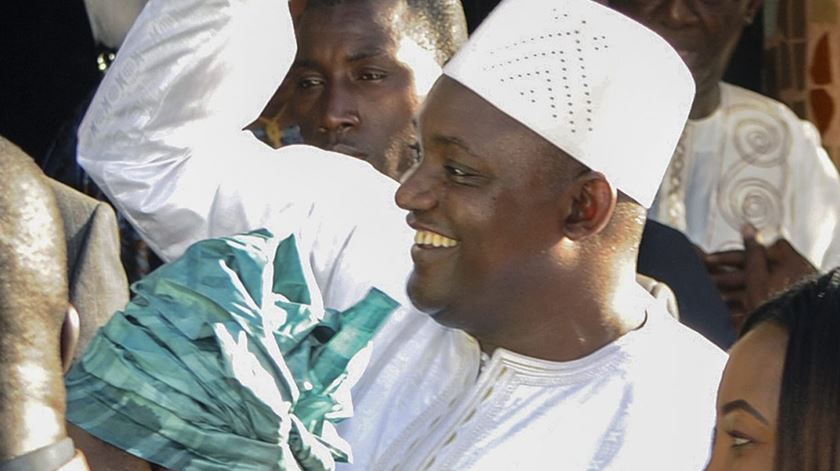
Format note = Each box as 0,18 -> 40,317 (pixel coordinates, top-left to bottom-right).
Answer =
650,83 -> 840,271
77,0 -> 726,469
351,293 -> 725,471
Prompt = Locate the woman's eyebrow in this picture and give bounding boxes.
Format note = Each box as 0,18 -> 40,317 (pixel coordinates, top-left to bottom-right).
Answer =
721,399 -> 769,425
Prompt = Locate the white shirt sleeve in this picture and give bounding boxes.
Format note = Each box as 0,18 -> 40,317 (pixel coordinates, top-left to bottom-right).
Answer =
784,119 -> 840,272
77,0 -> 414,308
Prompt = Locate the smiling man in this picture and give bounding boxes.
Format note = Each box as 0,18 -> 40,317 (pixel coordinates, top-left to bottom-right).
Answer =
72,0 -> 726,469
263,0 -> 467,180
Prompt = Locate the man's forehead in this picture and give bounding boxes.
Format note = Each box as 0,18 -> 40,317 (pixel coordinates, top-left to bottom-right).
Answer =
300,0 -> 400,36
417,77 -> 543,154
296,1 -> 400,56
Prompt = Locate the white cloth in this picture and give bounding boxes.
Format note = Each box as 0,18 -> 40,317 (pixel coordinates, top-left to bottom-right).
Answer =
352,294 -> 724,471
650,83 -> 840,271
77,0 -> 726,469
443,0 -> 694,208
83,0 -> 148,48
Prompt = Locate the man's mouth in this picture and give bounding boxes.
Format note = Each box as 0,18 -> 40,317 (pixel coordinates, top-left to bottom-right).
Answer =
328,143 -> 367,159
414,229 -> 459,248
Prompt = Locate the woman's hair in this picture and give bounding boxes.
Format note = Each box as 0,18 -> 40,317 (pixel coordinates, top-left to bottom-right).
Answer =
740,268 -> 840,471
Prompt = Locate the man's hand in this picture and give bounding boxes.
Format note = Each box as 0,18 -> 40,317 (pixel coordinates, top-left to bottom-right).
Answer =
701,226 -> 817,331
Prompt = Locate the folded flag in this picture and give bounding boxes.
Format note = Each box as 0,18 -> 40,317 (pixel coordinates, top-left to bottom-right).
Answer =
66,229 -> 398,470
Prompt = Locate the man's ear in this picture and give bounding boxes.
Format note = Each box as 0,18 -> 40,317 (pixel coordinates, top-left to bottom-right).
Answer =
60,305 -> 80,374
563,172 -> 617,241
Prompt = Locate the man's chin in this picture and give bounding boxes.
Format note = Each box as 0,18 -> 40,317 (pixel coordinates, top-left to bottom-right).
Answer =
407,291 -> 470,333
406,277 -> 450,315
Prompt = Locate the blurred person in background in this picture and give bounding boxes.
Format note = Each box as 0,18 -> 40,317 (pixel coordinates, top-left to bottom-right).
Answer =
611,0 -> 840,330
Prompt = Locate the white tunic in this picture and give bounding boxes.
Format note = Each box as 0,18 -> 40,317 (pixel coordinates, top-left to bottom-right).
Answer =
650,83 -> 840,271
77,0 -> 727,469
354,301 -> 725,471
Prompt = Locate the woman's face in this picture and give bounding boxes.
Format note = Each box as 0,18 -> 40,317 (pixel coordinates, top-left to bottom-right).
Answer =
706,322 -> 788,471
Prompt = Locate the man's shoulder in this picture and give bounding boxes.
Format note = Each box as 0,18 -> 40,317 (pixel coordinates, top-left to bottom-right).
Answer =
637,305 -> 728,373
720,82 -> 811,131
47,179 -> 117,229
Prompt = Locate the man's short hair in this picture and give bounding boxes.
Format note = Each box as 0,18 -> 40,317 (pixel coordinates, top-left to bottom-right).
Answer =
306,0 -> 468,66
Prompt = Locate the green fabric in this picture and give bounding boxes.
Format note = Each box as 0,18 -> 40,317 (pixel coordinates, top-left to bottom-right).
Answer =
65,229 -> 398,470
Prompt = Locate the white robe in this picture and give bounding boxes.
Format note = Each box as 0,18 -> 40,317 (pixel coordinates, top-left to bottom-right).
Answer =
650,83 -> 840,271
77,0 -> 727,469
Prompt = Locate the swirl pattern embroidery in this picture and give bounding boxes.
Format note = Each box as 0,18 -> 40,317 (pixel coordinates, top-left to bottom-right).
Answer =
716,104 -> 791,238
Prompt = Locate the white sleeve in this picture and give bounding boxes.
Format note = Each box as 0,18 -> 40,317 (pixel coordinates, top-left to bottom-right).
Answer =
784,120 -> 840,272
77,0 -> 414,307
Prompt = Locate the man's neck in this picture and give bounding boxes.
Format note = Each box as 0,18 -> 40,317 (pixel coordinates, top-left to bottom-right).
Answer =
688,81 -> 722,120
475,267 -> 647,362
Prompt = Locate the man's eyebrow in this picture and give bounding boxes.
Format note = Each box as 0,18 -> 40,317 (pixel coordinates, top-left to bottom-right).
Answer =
347,47 -> 389,62
291,58 -> 318,69
433,135 -> 480,159
291,48 -> 388,69
721,399 -> 769,425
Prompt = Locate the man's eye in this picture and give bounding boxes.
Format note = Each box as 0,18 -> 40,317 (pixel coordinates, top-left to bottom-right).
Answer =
408,143 -> 422,163
298,77 -> 324,89
359,71 -> 386,81
445,165 -> 470,178
730,434 -> 753,448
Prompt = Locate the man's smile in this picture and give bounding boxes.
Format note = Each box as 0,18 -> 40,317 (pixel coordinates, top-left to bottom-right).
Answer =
413,229 -> 459,248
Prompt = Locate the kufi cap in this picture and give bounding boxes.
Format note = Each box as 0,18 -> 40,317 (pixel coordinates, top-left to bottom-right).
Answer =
443,0 -> 694,207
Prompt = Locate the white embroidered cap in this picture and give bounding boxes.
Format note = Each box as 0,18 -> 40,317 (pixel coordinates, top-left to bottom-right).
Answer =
443,0 -> 694,208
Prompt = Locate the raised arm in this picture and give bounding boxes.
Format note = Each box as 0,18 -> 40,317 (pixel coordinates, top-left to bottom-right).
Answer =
78,0 -> 401,265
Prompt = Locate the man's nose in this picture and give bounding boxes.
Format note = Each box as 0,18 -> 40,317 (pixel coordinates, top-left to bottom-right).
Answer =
395,162 -> 438,212
318,82 -> 360,135
661,0 -> 699,28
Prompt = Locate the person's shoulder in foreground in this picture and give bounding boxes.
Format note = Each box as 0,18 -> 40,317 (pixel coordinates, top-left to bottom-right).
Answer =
47,178 -> 129,361
0,135 -> 92,470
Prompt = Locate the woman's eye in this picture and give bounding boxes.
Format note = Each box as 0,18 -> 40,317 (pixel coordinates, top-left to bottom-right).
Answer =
731,435 -> 753,448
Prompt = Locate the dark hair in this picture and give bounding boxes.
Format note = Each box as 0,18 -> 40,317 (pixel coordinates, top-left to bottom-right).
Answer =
740,268 -> 840,471
305,0 -> 468,66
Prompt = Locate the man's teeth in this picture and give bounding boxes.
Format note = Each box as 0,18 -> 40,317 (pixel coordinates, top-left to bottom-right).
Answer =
414,230 -> 459,248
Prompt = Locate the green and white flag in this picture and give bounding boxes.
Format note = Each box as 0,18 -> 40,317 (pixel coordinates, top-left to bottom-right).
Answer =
66,229 -> 398,470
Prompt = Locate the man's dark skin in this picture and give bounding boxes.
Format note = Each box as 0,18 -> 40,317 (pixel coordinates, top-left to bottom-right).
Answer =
610,0 -> 817,327
270,0 -> 466,180
397,77 -> 649,360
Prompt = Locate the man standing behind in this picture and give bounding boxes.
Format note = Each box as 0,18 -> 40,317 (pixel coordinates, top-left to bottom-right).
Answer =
72,0 -> 726,469
611,0 -> 840,328
261,0 -> 467,180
